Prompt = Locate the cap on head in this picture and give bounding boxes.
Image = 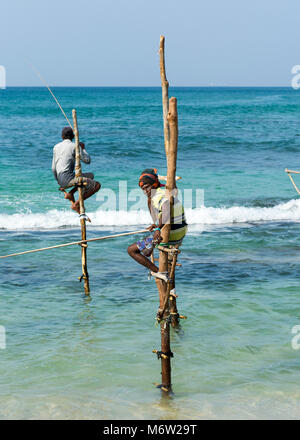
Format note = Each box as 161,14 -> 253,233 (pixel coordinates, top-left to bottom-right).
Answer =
139,168 -> 163,189
61,126 -> 74,140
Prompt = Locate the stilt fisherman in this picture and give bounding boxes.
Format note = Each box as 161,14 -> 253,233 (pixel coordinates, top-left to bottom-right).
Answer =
52,127 -> 101,213
127,168 -> 187,282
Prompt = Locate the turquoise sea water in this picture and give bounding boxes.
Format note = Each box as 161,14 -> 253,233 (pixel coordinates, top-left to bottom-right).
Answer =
1,87 -> 300,419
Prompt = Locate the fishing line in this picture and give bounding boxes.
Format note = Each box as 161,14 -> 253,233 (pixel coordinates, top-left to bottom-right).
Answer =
26,58 -> 73,128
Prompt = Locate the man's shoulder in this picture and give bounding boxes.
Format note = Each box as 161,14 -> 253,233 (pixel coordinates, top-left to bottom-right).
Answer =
152,188 -> 167,208
53,141 -> 61,150
155,187 -> 166,197
53,140 -> 74,151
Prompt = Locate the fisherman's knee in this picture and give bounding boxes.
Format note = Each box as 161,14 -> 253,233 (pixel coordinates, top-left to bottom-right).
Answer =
127,244 -> 138,257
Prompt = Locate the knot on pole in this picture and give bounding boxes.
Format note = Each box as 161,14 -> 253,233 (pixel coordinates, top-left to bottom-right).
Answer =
154,383 -> 172,393
156,245 -> 180,254
152,349 -> 174,360
170,288 -> 178,298
155,308 -> 171,325
79,213 -> 91,223
170,312 -> 187,320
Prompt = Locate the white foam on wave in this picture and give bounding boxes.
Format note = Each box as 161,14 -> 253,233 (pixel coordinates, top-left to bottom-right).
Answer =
0,209 -> 152,230
187,198 -> 300,225
1,199 -> 300,230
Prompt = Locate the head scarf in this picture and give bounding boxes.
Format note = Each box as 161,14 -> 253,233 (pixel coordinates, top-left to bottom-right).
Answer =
138,168 -> 164,189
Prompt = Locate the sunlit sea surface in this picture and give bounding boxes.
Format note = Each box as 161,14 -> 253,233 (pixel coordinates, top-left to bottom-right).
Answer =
1,87 -> 300,419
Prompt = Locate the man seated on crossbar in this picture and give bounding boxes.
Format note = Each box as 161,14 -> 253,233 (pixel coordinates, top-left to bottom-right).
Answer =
127,168 -> 187,283
52,127 -> 101,213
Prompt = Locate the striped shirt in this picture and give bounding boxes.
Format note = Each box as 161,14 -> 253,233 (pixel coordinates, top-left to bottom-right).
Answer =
151,187 -> 187,244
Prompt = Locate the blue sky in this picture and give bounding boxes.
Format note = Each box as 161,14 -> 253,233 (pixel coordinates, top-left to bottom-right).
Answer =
1,0 -> 300,86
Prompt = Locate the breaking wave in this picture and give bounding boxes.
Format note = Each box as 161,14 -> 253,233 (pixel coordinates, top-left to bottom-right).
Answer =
1,199 -> 300,230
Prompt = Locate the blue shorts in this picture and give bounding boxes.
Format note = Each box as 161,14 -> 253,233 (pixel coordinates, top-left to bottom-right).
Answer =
136,236 -> 154,256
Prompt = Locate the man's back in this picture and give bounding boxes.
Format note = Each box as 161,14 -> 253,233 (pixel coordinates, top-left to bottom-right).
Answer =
52,139 -> 90,188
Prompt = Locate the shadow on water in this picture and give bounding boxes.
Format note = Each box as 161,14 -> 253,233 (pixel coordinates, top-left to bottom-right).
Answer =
171,324 -> 185,339
155,391 -> 187,419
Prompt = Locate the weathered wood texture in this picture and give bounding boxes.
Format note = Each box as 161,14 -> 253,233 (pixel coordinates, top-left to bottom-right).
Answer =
159,35 -> 170,157
156,96 -> 179,393
72,109 -> 90,295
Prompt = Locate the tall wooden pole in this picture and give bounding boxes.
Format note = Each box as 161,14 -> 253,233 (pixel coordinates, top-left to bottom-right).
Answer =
72,109 -> 90,295
166,96 -> 180,329
159,36 -> 179,328
155,97 -> 178,394
159,35 -> 170,157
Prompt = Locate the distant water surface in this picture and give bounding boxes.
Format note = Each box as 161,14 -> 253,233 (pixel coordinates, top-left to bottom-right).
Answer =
1,87 -> 300,419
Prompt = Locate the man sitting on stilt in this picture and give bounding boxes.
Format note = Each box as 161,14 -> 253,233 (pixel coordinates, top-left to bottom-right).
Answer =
127,169 -> 187,282
52,127 -> 101,213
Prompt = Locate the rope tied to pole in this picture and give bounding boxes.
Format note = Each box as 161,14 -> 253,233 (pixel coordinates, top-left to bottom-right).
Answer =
152,349 -> 174,360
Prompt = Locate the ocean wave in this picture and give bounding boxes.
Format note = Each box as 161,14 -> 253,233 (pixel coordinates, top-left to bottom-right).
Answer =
1,199 -> 300,230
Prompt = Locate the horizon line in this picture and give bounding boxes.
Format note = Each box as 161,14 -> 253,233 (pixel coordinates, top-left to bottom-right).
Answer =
2,85 -> 294,89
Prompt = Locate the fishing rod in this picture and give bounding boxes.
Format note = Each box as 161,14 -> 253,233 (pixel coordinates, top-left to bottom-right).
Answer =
26,59 -> 73,128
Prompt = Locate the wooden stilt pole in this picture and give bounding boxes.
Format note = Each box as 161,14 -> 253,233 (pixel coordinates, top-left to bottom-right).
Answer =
158,248 -> 180,321
72,109 -> 90,295
155,97 -> 179,394
153,36 -> 181,395
156,36 -> 171,387
166,97 -> 180,329
160,35 -> 170,157
159,35 -> 180,328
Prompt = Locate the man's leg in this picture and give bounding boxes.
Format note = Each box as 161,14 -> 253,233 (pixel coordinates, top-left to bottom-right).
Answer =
59,185 -> 77,203
127,243 -> 158,272
64,187 -> 77,203
128,237 -> 170,282
71,177 -> 101,213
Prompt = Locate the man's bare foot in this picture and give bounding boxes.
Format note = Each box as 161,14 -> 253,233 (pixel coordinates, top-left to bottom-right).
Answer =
64,192 -> 75,203
71,201 -> 80,214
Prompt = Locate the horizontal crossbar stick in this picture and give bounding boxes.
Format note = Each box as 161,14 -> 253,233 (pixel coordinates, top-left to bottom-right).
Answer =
158,175 -> 182,181
0,229 -> 148,260
286,169 -> 300,195
285,168 -> 300,174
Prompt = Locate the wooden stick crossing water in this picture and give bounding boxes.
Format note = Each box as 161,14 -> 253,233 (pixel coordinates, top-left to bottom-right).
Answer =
285,168 -> 300,195
0,230 -> 148,260
285,169 -> 300,174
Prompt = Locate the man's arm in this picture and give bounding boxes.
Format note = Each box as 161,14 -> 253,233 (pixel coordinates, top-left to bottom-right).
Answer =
160,200 -> 171,227
79,142 -> 91,164
51,153 -> 58,181
148,197 -> 157,225
152,200 -> 170,243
